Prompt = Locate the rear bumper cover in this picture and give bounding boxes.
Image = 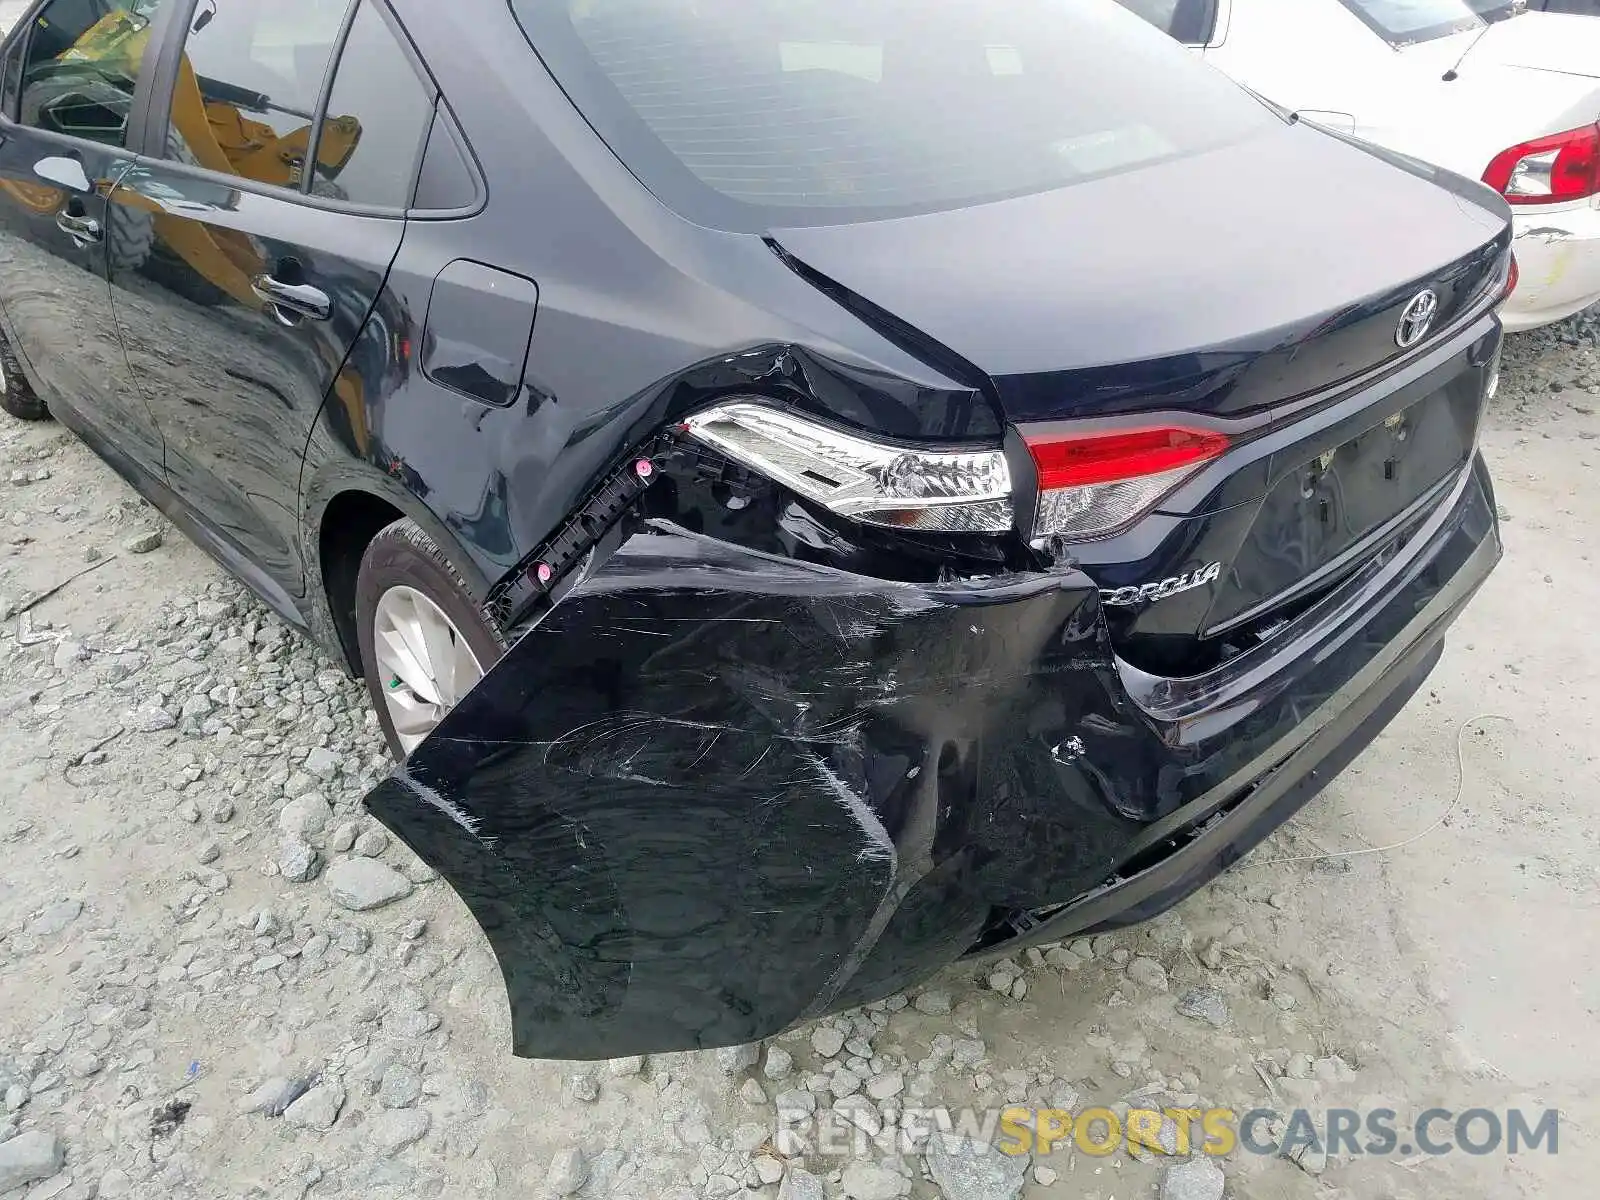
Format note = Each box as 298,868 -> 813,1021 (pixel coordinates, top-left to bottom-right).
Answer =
1503,200 -> 1600,332
365,455 -> 1500,1059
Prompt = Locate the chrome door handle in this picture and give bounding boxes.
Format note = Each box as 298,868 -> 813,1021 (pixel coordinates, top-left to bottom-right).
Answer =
250,274 -> 331,325
55,209 -> 102,247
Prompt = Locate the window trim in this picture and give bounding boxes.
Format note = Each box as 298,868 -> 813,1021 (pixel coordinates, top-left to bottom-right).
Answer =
1333,0 -> 1520,46
406,98 -> 486,221
300,0 -> 364,195
1169,0 -> 1221,46
131,0 -> 456,218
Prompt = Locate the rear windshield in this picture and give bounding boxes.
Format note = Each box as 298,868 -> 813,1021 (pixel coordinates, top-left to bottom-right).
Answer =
1338,1 -> 1520,44
509,0 -> 1282,231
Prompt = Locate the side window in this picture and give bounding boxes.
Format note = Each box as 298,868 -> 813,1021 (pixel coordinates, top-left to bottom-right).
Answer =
308,0 -> 433,207
1113,0 -> 1219,45
16,0 -> 168,146
158,0 -> 349,185
411,105 -> 480,213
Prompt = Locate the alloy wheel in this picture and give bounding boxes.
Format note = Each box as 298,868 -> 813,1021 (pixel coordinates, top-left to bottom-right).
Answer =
371,584 -> 486,754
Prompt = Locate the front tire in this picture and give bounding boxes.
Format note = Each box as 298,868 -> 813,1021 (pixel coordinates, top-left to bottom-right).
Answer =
355,519 -> 506,759
0,332 -> 49,421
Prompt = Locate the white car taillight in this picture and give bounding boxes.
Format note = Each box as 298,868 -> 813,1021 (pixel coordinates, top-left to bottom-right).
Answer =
680,402 -> 1014,532
1026,426 -> 1230,541
1483,122 -> 1600,205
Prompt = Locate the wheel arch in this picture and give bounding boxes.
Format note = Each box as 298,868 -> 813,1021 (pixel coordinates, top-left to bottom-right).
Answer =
302,467 -> 499,677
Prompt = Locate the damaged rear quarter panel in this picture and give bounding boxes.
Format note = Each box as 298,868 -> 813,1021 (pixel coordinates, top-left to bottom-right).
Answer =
364,526 -> 1151,1058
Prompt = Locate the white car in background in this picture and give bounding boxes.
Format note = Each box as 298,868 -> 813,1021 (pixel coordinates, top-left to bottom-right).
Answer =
1119,0 -> 1600,331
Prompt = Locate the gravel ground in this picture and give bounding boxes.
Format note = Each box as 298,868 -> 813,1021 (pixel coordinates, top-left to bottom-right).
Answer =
2,294 -> 1598,1200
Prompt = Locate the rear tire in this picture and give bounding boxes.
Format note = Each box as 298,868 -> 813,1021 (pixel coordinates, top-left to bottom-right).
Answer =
355,519 -> 506,759
0,333 -> 49,421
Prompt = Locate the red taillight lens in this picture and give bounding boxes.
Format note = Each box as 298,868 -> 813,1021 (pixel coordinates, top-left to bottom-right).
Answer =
1026,426 -> 1230,541
1502,253 -> 1519,302
1483,122 -> 1600,205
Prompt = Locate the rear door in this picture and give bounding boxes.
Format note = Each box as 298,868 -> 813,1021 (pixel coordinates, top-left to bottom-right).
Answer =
105,0 -> 432,598
0,0 -> 168,482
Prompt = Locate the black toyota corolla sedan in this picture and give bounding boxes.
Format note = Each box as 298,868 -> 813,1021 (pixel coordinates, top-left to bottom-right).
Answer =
0,0 -> 1508,1058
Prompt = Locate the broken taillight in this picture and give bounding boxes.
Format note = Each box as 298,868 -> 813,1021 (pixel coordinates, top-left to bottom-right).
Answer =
679,402 -> 1014,532
1482,122 -> 1600,205
680,404 -> 1230,543
1026,426 -> 1230,541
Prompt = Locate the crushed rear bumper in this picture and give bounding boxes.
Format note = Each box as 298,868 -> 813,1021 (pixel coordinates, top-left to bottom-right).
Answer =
364,454 -> 1500,1059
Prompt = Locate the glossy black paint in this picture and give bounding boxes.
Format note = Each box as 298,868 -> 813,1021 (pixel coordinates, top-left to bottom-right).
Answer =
769,132 -> 1508,423
0,0 -> 1510,1060
369,450 -> 1499,1058
0,135 -> 167,479
106,160 -> 406,601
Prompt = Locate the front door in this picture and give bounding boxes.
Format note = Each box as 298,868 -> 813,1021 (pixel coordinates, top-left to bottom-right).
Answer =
105,0 -> 429,599
0,0 -> 169,482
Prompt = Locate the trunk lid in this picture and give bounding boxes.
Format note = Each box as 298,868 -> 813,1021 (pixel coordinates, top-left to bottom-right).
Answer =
769,121 -> 1507,424
770,121 -> 1509,672
1399,11 -> 1600,81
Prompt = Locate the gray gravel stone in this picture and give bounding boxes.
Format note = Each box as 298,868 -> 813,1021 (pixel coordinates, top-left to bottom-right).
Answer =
278,793 -> 332,837
283,1081 -> 345,1131
26,900 -> 81,936
778,1166 -> 825,1200
763,1046 -> 794,1080
121,529 -> 163,554
303,746 -> 340,778
754,1156 -> 785,1185
774,1089 -> 816,1116
196,839 -> 221,865
913,990 -> 952,1015
378,1064 -> 423,1109
326,858 -> 413,911
278,838 -> 321,883
67,1051 -> 102,1077
1176,988 -> 1230,1028
1160,1155 -> 1225,1200
715,1043 -> 760,1074
925,1132 -> 1028,1200
383,1009 -> 440,1039
1127,956 -> 1170,991
865,1071 -> 904,1100
547,1147 -> 588,1196
236,1076 -> 300,1116
327,822 -> 358,853
195,598 -> 233,622
368,1107 -> 430,1156
0,1129 -> 63,1191
811,1026 -> 845,1058
568,1072 -> 600,1103
127,706 -> 176,733
354,829 -> 389,858
841,1162 -> 907,1199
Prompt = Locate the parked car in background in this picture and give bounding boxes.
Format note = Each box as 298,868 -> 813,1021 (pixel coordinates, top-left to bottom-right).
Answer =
1525,0 -> 1600,14
2,0 -> 1509,1059
1118,0 -> 1600,331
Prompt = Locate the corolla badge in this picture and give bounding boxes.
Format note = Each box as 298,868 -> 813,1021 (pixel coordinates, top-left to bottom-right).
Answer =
1395,289 -> 1439,349
1100,561 -> 1223,608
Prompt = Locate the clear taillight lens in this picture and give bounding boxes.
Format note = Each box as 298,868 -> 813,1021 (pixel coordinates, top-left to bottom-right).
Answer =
680,402 -> 1013,532
1483,122 -> 1600,205
1027,426 -> 1230,541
